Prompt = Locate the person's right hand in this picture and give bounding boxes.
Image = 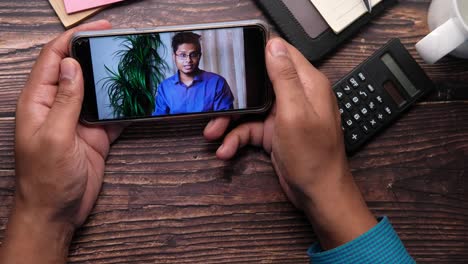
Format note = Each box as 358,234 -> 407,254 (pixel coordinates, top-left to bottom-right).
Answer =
204,38 -> 377,249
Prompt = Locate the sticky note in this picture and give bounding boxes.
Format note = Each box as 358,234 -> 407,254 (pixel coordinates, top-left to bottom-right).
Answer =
64,0 -> 123,14
49,0 -> 105,28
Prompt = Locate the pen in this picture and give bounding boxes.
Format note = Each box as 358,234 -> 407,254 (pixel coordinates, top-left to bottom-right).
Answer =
363,0 -> 372,13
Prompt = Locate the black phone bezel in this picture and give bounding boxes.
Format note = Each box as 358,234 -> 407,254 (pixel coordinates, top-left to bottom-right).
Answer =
71,24 -> 271,124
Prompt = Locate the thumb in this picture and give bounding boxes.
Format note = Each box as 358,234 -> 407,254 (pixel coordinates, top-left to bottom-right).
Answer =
266,38 -> 305,110
46,58 -> 84,134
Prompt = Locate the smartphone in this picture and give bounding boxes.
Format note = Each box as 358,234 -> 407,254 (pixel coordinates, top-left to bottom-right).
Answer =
70,20 -> 272,124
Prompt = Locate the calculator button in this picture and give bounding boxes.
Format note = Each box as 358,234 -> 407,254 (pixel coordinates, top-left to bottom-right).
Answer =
358,91 -> 368,100
342,84 -> 352,94
343,99 -> 353,111
352,112 -> 362,122
384,106 -> 393,116
376,112 -> 385,122
367,84 -> 376,93
368,101 -> 376,111
360,107 -> 369,116
351,96 -> 360,105
358,72 -> 366,82
344,118 -> 355,129
336,91 -> 344,100
344,102 -> 353,112
361,124 -> 371,134
349,77 -> 359,88
339,107 -> 345,115
346,130 -> 363,145
369,119 -> 378,128
376,95 -> 384,104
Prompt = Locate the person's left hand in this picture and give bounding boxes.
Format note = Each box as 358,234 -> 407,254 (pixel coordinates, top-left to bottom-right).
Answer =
1,20 -> 124,264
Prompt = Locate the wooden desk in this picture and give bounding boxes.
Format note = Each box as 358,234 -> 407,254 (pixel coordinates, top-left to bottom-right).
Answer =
1,0 -> 467,262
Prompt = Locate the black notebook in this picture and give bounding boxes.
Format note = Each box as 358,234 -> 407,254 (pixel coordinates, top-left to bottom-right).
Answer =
255,0 -> 398,62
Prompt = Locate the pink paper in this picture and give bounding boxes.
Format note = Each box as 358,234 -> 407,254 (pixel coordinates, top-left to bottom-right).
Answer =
64,0 -> 124,14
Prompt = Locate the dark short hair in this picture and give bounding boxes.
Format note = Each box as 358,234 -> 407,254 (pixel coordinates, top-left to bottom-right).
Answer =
172,32 -> 201,54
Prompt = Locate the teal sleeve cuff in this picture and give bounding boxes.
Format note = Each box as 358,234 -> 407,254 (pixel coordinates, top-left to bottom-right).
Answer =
307,217 -> 415,264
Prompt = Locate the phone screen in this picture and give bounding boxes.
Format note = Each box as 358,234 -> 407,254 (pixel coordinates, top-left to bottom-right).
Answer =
72,25 -> 270,123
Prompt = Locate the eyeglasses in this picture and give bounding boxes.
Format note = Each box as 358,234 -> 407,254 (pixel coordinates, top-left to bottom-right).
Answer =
175,52 -> 201,60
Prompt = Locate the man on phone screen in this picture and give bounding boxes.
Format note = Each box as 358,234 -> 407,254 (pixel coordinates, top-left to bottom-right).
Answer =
152,32 -> 234,116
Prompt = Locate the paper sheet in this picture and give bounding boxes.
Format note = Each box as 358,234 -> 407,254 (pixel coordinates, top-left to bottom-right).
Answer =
310,0 -> 383,34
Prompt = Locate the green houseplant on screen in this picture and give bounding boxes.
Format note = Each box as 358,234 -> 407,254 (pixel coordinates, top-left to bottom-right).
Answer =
102,34 -> 168,118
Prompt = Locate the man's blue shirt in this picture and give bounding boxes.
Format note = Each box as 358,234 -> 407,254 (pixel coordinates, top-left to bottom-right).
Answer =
152,70 -> 234,116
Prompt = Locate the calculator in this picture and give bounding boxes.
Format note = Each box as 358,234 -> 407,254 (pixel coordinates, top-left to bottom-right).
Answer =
333,39 -> 435,154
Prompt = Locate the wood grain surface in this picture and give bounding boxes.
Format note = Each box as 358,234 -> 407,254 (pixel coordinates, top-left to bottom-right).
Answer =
1,0 -> 467,263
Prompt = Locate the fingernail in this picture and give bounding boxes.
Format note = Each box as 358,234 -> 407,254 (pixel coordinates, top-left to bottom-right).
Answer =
60,59 -> 77,81
218,144 -> 224,152
269,39 -> 288,57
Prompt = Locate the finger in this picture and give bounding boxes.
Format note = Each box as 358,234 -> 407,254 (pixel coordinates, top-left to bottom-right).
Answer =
281,41 -> 334,111
76,123 -> 127,158
265,38 -> 306,111
282,41 -> 326,86
17,20 -> 112,138
262,104 -> 276,153
77,125 -> 111,158
28,20 -> 112,88
216,122 -> 264,160
43,58 -> 84,135
203,116 -> 231,141
106,123 -> 128,144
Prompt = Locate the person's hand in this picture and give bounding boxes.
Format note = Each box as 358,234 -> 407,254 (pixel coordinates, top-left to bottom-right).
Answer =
0,20 -> 124,264
204,38 -> 377,249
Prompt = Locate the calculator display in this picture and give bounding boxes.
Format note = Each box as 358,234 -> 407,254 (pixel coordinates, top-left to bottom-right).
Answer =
381,53 -> 419,97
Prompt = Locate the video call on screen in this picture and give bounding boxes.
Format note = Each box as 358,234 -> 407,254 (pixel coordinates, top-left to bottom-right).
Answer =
88,27 -> 266,121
